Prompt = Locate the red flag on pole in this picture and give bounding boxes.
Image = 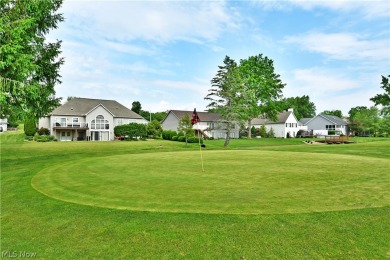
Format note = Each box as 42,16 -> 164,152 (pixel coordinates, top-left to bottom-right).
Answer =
191,108 -> 200,125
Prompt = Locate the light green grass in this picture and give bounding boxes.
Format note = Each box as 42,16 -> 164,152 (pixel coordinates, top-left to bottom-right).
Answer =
1,132 -> 390,259
32,150 -> 390,214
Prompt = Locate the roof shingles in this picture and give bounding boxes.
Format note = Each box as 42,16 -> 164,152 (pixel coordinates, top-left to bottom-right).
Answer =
49,98 -> 144,119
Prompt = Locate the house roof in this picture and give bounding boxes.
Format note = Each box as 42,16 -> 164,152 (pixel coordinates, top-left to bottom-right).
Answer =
299,118 -> 312,125
166,110 -> 220,122
318,113 -> 348,125
251,111 -> 294,125
49,98 -> 145,119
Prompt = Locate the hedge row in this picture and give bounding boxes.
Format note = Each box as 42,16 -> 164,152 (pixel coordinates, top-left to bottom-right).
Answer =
162,130 -> 204,144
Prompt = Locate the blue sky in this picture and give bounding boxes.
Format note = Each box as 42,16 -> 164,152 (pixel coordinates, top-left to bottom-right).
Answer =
49,0 -> 390,116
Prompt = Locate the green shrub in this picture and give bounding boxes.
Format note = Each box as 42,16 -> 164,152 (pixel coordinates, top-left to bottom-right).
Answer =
268,127 -> 275,138
38,127 -> 50,135
208,137 -> 214,140
24,117 -> 37,136
178,136 -> 186,142
177,131 -> 184,137
172,136 -> 178,141
25,136 -> 34,141
114,123 -> 147,139
162,130 -> 177,140
33,135 -> 55,142
187,137 -> 204,144
251,126 -> 256,136
147,120 -> 163,139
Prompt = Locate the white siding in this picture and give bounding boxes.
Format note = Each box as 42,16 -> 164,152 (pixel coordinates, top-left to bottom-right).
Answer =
87,105 -> 114,141
0,119 -> 8,132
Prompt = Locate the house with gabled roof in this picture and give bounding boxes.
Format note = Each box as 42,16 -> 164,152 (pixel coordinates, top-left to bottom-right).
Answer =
161,110 -> 239,139
301,113 -> 348,136
39,98 -> 148,141
251,108 -> 306,138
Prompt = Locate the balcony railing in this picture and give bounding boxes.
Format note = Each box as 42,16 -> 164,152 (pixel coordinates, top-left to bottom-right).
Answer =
53,122 -> 89,129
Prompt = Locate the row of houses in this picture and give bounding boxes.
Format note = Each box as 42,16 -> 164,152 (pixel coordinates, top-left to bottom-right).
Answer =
162,108 -> 348,139
3,98 -> 348,141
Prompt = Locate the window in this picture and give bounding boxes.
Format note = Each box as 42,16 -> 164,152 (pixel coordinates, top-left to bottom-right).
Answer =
91,115 -> 109,130
326,125 -> 335,130
56,117 -> 66,127
117,119 -> 123,126
72,118 -> 79,126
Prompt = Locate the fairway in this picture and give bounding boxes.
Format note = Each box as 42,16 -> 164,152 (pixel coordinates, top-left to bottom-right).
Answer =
32,150 -> 390,214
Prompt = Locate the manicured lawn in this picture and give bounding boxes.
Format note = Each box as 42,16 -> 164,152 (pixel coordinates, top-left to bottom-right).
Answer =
1,132 -> 390,258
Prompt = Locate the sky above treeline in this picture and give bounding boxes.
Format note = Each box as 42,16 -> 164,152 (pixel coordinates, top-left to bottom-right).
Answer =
49,0 -> 390,116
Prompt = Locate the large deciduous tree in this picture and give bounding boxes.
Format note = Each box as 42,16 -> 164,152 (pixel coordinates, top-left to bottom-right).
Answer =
322,110 -> 343,118
280,95 -> 316,120
370,74 -> 390,115
131,101 -> 142,114
348,106 -> 380,136
0,0 -> 64,120
239,54 -> 285,138
205,54 -> 285,145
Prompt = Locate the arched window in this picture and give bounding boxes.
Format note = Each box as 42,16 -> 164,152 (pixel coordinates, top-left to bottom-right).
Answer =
91,115 -> 109,130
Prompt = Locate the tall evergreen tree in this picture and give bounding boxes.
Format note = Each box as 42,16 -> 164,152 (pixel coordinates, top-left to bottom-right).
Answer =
205,56 -> 243,146
370,74 -> 390,115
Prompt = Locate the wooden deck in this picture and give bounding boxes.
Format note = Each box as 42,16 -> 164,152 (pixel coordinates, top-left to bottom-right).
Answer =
320,135 -> 354,144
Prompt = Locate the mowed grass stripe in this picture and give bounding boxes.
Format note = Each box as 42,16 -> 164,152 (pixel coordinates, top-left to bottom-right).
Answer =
32,150 -> 390,214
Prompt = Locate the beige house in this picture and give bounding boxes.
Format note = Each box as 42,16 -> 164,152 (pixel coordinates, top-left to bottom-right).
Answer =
39,98 -> 148,141
161,110 -> 240,139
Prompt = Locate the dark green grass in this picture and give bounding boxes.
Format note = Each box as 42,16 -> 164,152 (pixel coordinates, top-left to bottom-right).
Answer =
1,132 -> 390,258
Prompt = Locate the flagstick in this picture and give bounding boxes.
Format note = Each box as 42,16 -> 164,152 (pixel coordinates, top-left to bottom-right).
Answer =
198,127 -> 205,172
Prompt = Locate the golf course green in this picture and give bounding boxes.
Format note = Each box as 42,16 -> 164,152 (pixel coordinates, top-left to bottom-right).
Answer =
3,132 -> 390,258
32,150 -> 390,214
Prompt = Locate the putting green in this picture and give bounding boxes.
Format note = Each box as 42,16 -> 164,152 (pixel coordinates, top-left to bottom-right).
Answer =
32,150 -> 390,214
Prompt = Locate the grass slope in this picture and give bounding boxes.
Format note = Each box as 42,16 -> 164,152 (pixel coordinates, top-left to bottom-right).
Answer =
1,132 -> 390,259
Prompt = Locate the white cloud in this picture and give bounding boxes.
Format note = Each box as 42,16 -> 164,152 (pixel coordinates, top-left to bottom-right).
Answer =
290,0 -> 390,19
61,1 -> 237,44
152,79 -> 209,96
283,68 -> 380,114
99,40 -> 154,56
251,0 -> 390,19
284,32 -> 389,61
285,68 -> 359,94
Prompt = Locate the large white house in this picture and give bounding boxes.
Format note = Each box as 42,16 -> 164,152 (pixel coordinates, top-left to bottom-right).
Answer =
161,110 -> 240,139
251,109 -> 306,138
39,98 -> 148,141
